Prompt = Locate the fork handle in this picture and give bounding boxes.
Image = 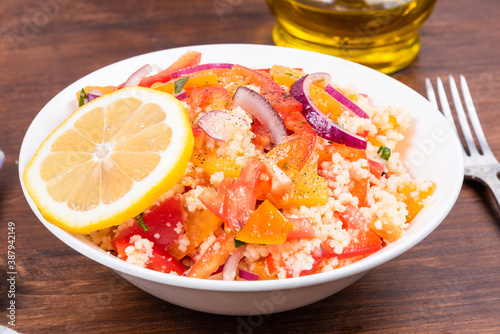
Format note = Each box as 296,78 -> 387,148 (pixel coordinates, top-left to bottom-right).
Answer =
466,165 -> 500,209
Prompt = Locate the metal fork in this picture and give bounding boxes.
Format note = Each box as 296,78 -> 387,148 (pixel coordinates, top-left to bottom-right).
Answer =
425,75 -> 500,208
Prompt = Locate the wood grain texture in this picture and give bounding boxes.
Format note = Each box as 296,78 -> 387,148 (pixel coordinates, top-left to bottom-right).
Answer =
1,0 -> 499,333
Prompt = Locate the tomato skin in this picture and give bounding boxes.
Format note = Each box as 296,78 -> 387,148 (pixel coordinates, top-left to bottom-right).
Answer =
146,244 -> 185,276
138,50 -> 202,88
188,86 -> 231,112
111,195 -> 185,251
252,119 -> 271,147
230,65 -> 302,116
299,246 -> 324,276
323,229 -> 382,260
265,246 -> 324,278
186,232 -> 236,279
286,217 -> 315,240
222,160 -> 263,236
338,204 -> 364,229
368,159 -> 384,179
324,204 -> 382,259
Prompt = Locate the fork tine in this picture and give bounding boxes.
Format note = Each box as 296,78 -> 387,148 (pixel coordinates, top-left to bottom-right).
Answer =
448,75 -> 479,156
425,78 -> 438,109
435,77 -> 459,136
459,75 -> 493,155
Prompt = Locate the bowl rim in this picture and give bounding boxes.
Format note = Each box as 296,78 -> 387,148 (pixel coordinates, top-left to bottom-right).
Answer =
18,43 -> 464,292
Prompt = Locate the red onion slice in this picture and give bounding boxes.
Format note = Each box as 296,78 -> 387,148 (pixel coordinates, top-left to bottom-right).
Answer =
239,269 -> 260,281
324,84 -> 369,119
123,64 -> 153,87
232,86 -> 287,146
222,246 -> 246,281
197,110 -> 249,142
173,90 -> 188,101
210,264 -> 224,276
87,90 -> 104,102
290,73 -> 367,150
170,63 -> 234,79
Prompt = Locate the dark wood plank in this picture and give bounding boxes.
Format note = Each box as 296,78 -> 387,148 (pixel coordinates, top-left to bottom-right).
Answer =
1,0 -> 499,333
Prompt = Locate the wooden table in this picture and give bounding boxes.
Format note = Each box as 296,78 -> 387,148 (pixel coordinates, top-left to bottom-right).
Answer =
1,0 -> 499,332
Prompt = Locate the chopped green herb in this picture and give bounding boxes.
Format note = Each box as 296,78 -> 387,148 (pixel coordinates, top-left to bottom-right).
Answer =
328,141 -> 334,144
283,163 -> 290,169
234,239 -> 247,248
377,146 -> 391,160
406,214 -> 411,221
316,78 -> 325,83
135,213 -> 149,232
285,72 -> 295,77
174,76 -> 190,94
78,88 -> 88,107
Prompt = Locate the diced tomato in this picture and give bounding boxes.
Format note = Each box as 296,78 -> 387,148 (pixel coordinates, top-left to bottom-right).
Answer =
229,65 -> 302,116
192,126 -> 205,149
112,238 -> 132,259
146,244 -> 185,276
286,217 -> 315,240
267,133 -> 317,173
323,229 -> 382,260
222,160 -> 264,236
265,246 -> 323,278
299,246 -> 324,276
186,232 -> 236,279
252,119 -> 271,147
200,158 -> 293,236
265,254 -> 279,276
338,204 -> 364,230
198,178 -> 234,221
282,111 -> 315,137
368,159 -> 384,179
188,86 -> 231,113
138,50 -> 202,88
349,174 -> 368,208
111,195 -> 185,251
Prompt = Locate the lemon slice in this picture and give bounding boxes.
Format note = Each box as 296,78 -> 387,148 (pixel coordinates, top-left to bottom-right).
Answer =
23,86 -> 194,234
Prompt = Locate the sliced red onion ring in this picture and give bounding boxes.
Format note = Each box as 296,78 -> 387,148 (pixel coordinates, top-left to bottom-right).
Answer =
87,89 -> 104,102
222,246 -> 246,281
197,110 -> 249,142
324,84 -> 368,119
170,63 -> 234,79
239,269 -> 260,281
173,90 -> 188,101
123,64 -> 153,87
290,73 -> 367,150
210,264 -> 224,276
232,87 -> 287,146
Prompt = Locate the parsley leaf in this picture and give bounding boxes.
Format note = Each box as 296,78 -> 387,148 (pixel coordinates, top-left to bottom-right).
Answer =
377,146 -> 391,160
78,88 -> 88,107
174,76 -> 190,94
135,213 -> 150,232
234,239 -> 247,248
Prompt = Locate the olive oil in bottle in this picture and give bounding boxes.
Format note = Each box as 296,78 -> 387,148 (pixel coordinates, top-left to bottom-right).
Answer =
266,0 -> 437,73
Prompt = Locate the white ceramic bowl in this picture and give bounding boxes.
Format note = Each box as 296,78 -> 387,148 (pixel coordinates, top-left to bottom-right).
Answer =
19,44 -> 463,316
